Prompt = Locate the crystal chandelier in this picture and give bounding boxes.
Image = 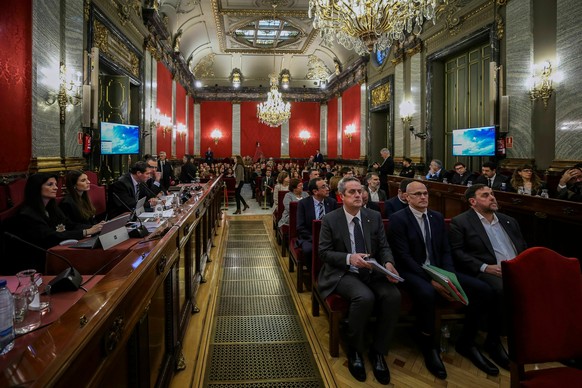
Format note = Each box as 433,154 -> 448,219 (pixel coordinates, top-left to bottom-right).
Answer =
257,75 -> 291,127
308,0 -> 441,56
257,3 -> 291,127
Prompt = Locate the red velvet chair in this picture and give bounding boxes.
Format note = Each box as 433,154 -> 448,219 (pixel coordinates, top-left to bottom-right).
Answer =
288,201 -> 310,292
223,177 -> 236,207
274,190 -> 288,251
7,178 -> 26,207
88,184 -> 107,218
502,247 -> 582,387
84,170 -> 99,185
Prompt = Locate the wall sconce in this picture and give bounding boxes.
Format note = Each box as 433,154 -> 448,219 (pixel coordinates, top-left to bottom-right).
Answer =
399,100 -> 427,139
158,112 -> 173,138
529,60 -> 555,109
299,130 -> 311,145
211,129 -> 222,144
345,124 -> 356,142
177,123 -> 186,139
45,62 -> 83,124
230,68 -> 242,88
280,69 -> 291,89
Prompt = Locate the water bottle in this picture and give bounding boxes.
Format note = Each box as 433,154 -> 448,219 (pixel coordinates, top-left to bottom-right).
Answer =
14,270 -> 41,335
154,199 -> 164,219
540,189 -> 549,198
442,178 -> 448,184
0,279 -> 15,355
501,182 -> 507,191
467,181 -> 473,187
440,324 -> 450,353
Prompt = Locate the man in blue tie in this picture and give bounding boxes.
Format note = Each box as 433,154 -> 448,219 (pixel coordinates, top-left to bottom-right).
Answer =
389,181 -> 499,379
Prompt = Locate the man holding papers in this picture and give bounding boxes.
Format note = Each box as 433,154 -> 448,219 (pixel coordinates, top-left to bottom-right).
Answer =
389,181 -> 499,379
318,177 -> 401,385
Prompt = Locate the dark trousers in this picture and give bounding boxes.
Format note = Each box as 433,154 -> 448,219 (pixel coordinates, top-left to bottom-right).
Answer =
235,182 -> 247,210
334,272 -> 401,354
476,272 -> 504,338
400,271 -> 494,343
298,239 -> 312,269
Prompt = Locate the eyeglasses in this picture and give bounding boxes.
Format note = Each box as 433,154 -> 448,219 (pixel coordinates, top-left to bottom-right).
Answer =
408,191 -> 429,197
520,169 -> 533,173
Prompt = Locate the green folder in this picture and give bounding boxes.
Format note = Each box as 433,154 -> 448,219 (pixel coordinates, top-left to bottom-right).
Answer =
422,264 -> 469,305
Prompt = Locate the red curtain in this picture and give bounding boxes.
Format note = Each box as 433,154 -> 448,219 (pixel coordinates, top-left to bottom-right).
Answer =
341,84 -> 361,159
175,83 -> 186,158
326,98 -> 338,159
200,101 -> 232,160
156,62 -> 172,155
289,102 -> 320,158
240,101 -> 281,159
0,1 -> 32,173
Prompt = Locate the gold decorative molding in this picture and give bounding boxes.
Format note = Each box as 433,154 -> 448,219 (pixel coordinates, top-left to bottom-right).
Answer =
306,55 -> 332,81
93,19 -> 141,78
84,0 -> 90,21
193,53 -> 216,79
495,13 -> 504,40
370,82 -> 391,109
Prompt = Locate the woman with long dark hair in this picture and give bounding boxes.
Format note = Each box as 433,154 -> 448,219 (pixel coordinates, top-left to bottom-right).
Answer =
510,164 -> 546,195
233,155 -> 249,214
59,170 -> 98,224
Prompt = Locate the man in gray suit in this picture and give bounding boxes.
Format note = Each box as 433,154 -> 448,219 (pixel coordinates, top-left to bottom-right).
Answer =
318,177 -> 401,385
450,183 -> 527,370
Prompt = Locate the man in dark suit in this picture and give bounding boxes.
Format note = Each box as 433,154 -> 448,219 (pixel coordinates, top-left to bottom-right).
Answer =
365,172 -> 387,202
157,151 -> 174,190
361,189 -> 381,213
450,184 -> 527,370
475,161 -> 511,191
385,178 -> 412,218
389,181 -> 499,378
425,159 -> 445,181
372,148 -> 394,193
318,177 -> 401,384
302,169 -> 319,191
296,177 -> 336,268
451,162 -> 478,186
108,161 -> 159,218
399,157 -> 415,178
204,147 -> 213,164
314,149 -> 324,163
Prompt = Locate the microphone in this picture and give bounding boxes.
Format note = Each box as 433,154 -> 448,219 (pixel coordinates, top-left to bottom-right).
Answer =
112,192 -> 149,238
4,232 -> 82,293
139,182 -> 160,198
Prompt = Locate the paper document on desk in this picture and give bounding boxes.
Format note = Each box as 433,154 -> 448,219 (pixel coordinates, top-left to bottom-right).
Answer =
366,258 -> 405,282
138,209 -> 174,219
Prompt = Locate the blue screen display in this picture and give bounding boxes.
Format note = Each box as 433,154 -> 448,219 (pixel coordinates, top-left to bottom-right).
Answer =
452,126 -> 496,156
100,122 -> 140,155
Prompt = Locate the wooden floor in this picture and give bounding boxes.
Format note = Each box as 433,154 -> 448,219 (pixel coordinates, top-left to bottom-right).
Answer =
168,213 -> 551,388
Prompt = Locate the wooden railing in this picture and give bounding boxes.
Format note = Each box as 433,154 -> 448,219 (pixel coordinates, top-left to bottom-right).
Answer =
0,176 -> 224,387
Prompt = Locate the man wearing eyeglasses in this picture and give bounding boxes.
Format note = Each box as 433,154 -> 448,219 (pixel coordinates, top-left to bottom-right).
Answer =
318,177 -> 401,385
388,181 -> 499,379
451,162 -> 478,186
296,177 -> 336,270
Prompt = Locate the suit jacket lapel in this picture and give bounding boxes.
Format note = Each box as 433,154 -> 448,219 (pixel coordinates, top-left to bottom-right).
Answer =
405,208 -> 425,247
338,212 -> 351,253
360,209 -> 373,255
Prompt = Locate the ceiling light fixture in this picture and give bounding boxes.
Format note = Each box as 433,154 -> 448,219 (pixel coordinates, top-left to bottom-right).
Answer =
308,0 -> 441,56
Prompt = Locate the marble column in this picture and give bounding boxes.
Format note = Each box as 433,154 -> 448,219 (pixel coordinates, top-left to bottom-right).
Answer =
281,120 -> 289,158
232,103 -> 241,156
337,96 -> 343,157
320,103 -> 328,156
394,63 -> 405,158
171,80 -> 177,158
194,102 -> 201,156
410,54 -> 422,160
144,51 -> 157,156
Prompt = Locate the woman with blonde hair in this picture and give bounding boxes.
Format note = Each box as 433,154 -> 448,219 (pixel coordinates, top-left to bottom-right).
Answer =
329,175 -> 342,202
233,155 -> 249,214
273,171 -> 290,209
510,164 -> 546,196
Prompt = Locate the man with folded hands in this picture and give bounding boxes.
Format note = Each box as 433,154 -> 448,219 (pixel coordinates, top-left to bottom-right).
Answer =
318,177 -> 401,385
388,181 -> 500,379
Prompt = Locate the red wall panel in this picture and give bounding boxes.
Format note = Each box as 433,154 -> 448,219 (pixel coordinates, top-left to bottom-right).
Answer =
289,102 -> 320,159
326,98 -> 338,159
175,83 -> 186,158
341,84 -> 361,160
0,1 -> 32,173
200,101 -> 232,160
240,101 -> 281,159
156,62 -> 172,155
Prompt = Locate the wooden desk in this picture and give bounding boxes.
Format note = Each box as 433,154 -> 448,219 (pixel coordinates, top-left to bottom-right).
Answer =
0,177 -> 224,387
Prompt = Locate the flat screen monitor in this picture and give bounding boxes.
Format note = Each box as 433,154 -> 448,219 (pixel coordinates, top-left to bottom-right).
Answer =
452,126 -> 496,156
100,122 -> 140,155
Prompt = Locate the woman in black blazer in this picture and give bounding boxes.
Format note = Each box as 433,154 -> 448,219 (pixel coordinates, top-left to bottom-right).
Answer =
59,170 -> 98,224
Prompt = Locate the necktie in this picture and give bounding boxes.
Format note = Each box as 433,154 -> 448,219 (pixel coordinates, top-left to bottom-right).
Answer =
135,183 -> 141,200
353,217 -> 366,254
488,178 -> 493,188
317,202 -> 324,220
422,214 -> 434,264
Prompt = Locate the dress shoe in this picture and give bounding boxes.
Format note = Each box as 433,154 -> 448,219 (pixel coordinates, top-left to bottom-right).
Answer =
456,343 -> 499,376
347,350 -> 366,382
421,347 -> 447,379
233,209 -> 241,215
243,204 -> 249,211
484,339 -> 510,370
368,350 -> 391,385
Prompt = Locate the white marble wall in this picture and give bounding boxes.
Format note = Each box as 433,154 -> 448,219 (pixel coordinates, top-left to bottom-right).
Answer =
320,103 -> 328,156
281,120 -> 289,158
506,0 -> 534,158
410,54 -> 422,159
171,80 -> 177,157
394,63 -> 404,158
194,103 -> 201,156
337,96 -> 343,157
232,103 -> 241,156
556,0 -> 582,160
145,51 -> 157,156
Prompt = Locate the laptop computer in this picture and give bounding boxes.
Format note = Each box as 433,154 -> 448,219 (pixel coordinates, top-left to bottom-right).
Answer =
72,214 -> 131,249
133,196 -> 147,219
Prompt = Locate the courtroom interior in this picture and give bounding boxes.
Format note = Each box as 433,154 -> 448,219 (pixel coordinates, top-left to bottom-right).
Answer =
0,0 -> 581,387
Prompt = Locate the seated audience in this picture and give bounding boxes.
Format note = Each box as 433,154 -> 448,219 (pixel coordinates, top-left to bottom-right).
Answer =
318,177 -> 400,384
59,170 -> 99,224
389,181 -> 499,378
273,171 -> 290,209
475,161 -> 511,191
449,184 -> 528,371
425,159 -> 444,181
399,157 -> 415,178
7,173 -> 103,273
510,164 -> 546,195
556,163 -> 582,202
361,189 -> 380,213
385,178 -> 412,218
277,178 -> 308,228
328,175 -> 342,202
451,162 -> 478,186
302,169 -> 320,191
365,172 -> 387,202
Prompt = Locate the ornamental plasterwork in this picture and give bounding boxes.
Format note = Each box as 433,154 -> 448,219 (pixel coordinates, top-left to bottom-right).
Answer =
176,0 -> 200,14
193,53 -> 216,79
306,55 -> 331,82
93,19 -> 141,78
371,83 -> 391,109
435,0 -> 463,36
